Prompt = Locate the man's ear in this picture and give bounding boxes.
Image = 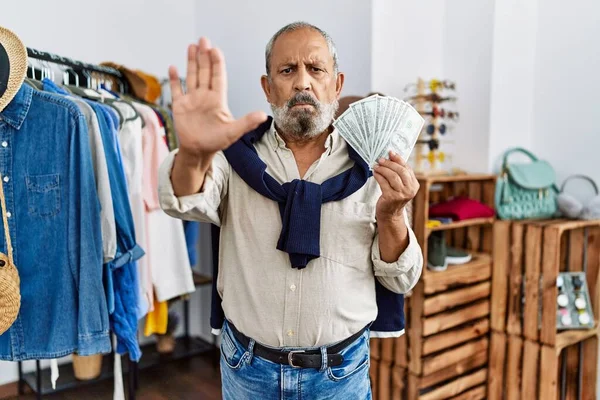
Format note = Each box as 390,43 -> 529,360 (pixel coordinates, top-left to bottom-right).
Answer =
261,75 -> 272,103
335,72 -> 345,98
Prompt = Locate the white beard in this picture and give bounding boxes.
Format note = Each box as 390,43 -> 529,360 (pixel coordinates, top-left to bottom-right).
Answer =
271,96 -> 339,141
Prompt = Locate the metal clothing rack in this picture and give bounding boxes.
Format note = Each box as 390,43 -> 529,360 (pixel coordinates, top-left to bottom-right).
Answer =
13,48 -> 218,400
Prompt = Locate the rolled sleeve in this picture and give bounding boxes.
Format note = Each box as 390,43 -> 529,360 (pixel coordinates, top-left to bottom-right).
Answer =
371,220 -> 423,294
158,149 -> 229,226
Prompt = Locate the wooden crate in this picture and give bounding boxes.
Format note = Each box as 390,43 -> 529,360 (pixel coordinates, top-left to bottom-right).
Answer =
488,331 -> 599,400
408,174 -> 497,381
491,219 -> 600,344
370,334 -> 408,400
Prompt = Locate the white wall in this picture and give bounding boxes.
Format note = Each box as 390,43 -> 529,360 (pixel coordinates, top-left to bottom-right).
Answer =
194,0 -> 372,119
442,0 -> 495,174
371,0 -> 445,98
530,0 -> 600,189
487,0 -> 539,173
0,0 -> 198,386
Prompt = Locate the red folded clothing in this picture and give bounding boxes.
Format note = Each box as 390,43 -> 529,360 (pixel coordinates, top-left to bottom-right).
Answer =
429,196 -> 495,221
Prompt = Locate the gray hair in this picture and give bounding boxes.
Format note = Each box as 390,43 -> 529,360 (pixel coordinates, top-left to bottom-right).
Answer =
265,21 -> 339,77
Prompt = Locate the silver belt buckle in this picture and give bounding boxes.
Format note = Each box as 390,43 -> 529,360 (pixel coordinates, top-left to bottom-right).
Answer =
287,350 -> 305,368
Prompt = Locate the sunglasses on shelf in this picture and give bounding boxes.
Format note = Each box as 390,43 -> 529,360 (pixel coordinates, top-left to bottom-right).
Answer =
420,107 -> 460,120
407,93 -> 457,103
404,79 -> 456,92
426,123 -> 447,135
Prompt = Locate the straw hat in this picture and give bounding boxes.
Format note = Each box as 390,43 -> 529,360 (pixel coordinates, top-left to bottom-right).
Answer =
0,26 -> 27,113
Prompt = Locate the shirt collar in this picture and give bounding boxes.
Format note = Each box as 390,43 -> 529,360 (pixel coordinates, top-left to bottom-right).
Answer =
268,119 -> 338,153
0,83 -> 33,130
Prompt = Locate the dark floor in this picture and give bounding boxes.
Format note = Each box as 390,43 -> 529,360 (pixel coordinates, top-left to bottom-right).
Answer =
13,354 -> 222,400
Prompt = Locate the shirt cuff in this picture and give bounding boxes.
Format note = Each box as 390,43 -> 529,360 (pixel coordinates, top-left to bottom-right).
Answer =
371,225 -> 422,279
158,149 -> 222,225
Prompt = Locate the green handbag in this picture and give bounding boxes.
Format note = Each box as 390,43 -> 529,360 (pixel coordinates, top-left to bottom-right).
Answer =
495,148 -> 559,220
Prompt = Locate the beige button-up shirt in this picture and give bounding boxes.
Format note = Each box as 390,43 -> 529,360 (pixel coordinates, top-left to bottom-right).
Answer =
158,121 -> 423,348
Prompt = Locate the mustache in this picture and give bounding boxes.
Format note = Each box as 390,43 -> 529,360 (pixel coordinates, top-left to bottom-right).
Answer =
287,92 -> 320,109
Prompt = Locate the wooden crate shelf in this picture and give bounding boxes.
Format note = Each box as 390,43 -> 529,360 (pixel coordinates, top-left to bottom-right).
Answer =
371,173 -> 497,399
488,331 -> 598,400
491,219 -> 600,343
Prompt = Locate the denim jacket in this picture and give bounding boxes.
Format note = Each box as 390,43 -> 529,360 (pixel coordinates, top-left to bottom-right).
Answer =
42,80 -> 144,361
0,84 -> 110,360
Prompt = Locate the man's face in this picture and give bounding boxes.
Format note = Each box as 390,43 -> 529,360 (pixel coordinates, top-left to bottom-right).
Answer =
261,28 -> 344,140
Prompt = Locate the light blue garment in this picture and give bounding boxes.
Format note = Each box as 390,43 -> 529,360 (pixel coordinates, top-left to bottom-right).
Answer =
41,79 -> 143,361
219,320 -> 372,400
0,84 -> 110,360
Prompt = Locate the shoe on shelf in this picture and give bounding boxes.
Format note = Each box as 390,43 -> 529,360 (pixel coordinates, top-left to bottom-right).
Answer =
446,247 -> 472,265
427,231 -> 448,271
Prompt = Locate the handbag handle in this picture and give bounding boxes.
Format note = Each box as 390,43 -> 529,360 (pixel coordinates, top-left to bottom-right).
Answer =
502,147 -> 539,169
561,174 -> 599,195
0,173 -> 13,264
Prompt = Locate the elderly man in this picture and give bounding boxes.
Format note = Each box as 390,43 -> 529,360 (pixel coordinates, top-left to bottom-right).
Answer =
159,22 -> 423,399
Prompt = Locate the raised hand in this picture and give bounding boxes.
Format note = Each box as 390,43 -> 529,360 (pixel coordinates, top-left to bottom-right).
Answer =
168,37 -> 267,158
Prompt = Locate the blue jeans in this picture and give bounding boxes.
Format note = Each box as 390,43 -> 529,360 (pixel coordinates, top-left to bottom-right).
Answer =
220,321 -> 372,400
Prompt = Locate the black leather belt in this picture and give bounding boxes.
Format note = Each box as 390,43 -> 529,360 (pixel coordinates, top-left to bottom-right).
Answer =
227,322 -> 368,370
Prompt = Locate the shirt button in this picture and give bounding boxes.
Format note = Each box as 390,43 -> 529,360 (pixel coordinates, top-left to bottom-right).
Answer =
3,176 -> 8,183
6,212 -> 11,218
287,330 -> 294,337
1,142 -> 7,148
290,284 -> 296,291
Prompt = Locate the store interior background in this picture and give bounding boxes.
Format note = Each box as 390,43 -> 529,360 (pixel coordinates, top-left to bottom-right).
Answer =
1,0 -> 598,392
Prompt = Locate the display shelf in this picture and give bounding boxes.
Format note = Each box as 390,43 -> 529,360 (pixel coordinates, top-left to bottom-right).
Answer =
193,271 -> 212,286
20,336 -> 215,397
416,173 -> 497,184
427,217 -> 495,235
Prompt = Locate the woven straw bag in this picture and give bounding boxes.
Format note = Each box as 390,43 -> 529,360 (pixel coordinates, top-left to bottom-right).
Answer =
0,171 -> 20,335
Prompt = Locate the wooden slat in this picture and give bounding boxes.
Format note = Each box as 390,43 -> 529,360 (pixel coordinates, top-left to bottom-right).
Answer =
381,338 -> 394,363
521,340 -> 540,400
422,337 -> 488,376
379,360 -> 392,400
427,217 -> 495,234
581,336 -> 598,400
466,182 -> 483,251
370,359 -> 380,400
417,174 -> 496,184
423,300 -> 490,337
420,350 -> 487,390
523,225 -> 542,341
555,219 -> 600,233
506,223 -> 524,336
423,253 -> 492,295
409,281 -> 425,375
568,229 -> 585,272
394,330 -> 408,367
408,373 -> 420,400
541,226 -> 561,346
422,319 -> 489,356
392,367 -> 405,400
586,227 -> 600,319
449,385 -> 487,400
453,182 -> 469,248
370,338 -> 381,360
423,282 -> 490,316
565,344 -> 580,400
491,221 -> 511,332
481,179 -> 496,251
560,229 -> 569,272
539,345 -> 559,400
419,368 -> 488,400
505,335 -> 523,400
487,332 -> 507,400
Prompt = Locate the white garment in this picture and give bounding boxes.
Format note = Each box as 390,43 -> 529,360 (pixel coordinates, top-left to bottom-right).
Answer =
133,102 -> 194,301
113,101 -> 152,317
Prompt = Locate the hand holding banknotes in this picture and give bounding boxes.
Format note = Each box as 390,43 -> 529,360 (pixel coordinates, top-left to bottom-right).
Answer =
373,151 -> 420,221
